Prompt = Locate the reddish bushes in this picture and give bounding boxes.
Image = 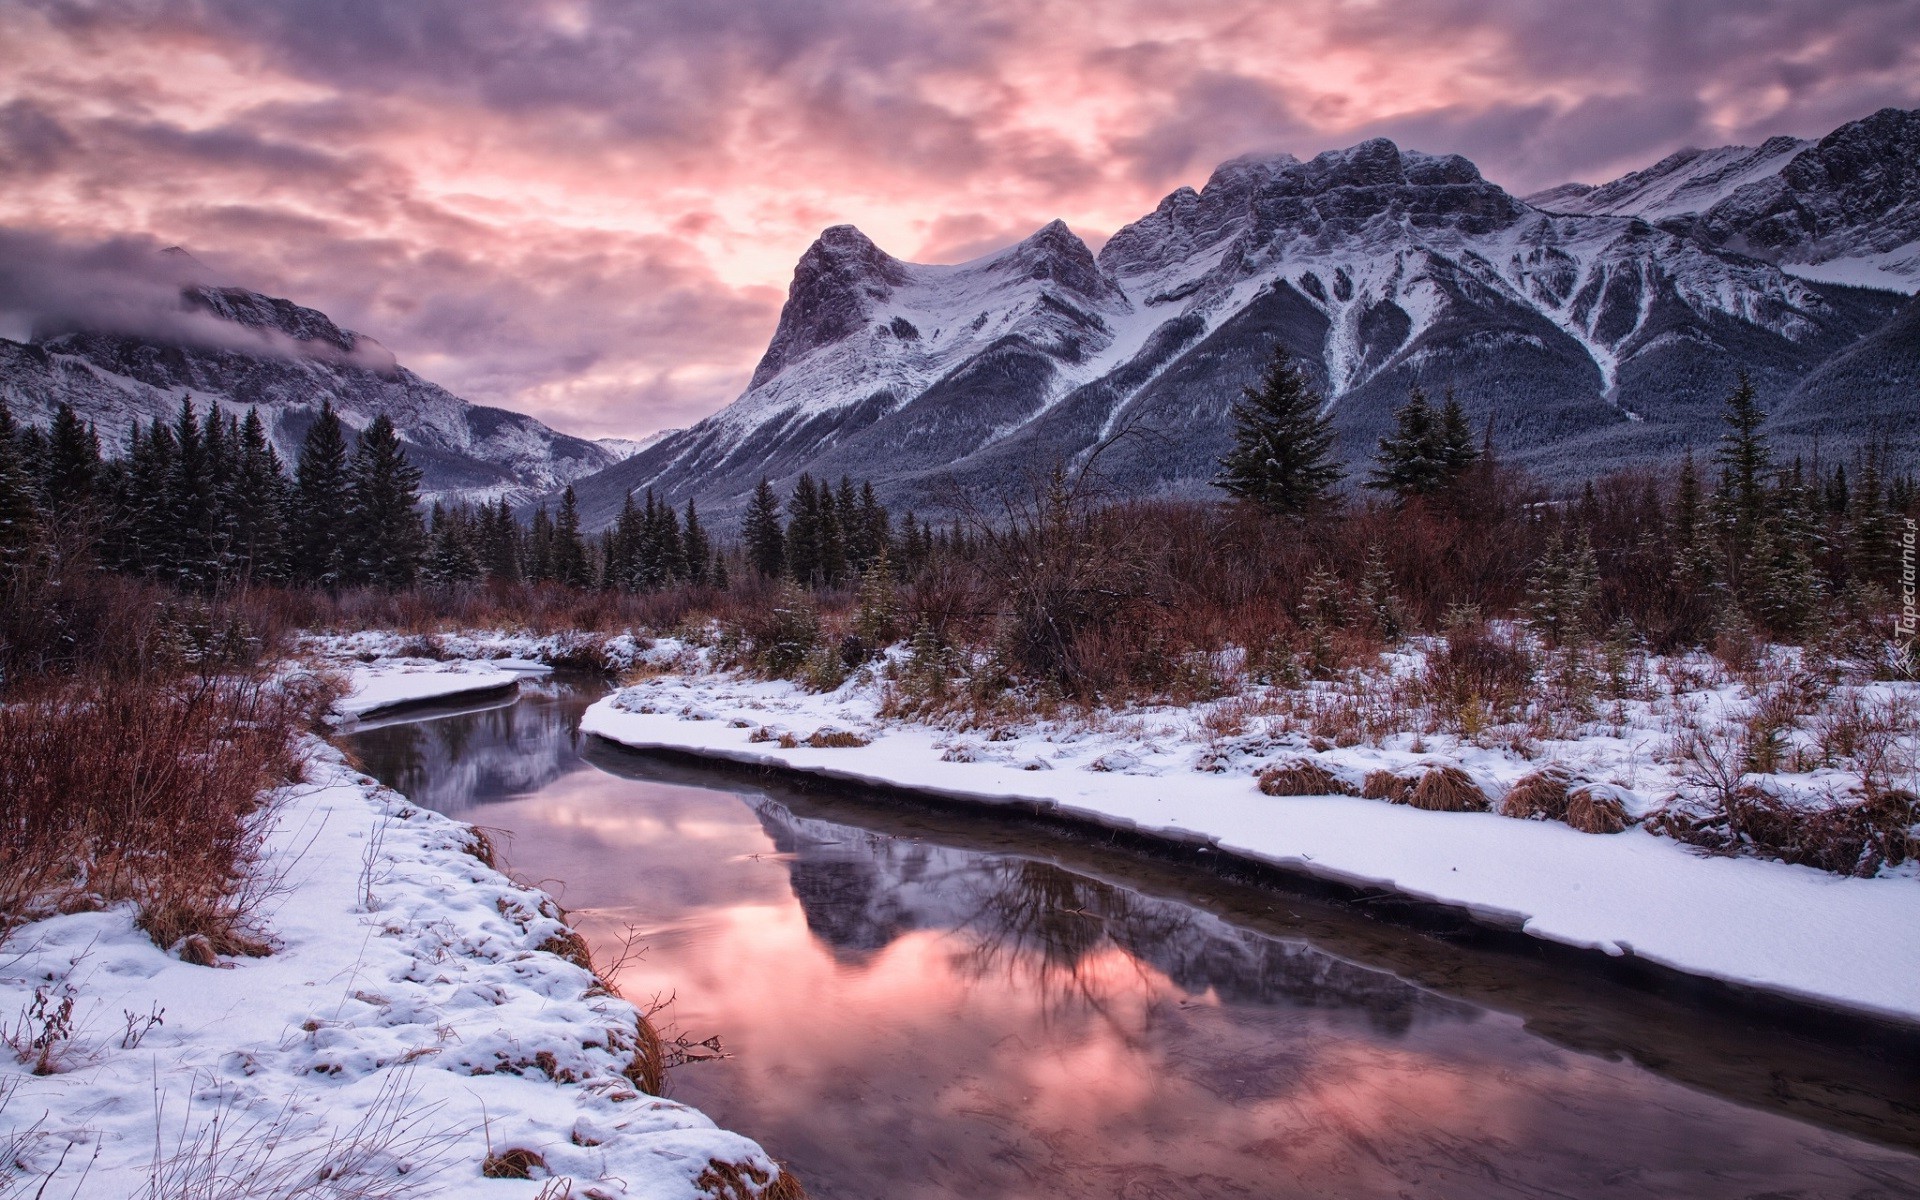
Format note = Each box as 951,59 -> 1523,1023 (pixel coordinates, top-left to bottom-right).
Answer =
0,671 -> 332,950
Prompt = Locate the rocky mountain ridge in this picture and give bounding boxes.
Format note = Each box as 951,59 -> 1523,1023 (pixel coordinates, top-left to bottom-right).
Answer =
565,106 -> 1917,528
0,284 -> 630,505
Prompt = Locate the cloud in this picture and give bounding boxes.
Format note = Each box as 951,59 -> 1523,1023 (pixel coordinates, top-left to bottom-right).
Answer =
1,0 -> 1915,438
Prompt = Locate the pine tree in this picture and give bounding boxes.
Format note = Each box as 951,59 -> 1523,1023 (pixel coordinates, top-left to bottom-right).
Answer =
1437,389 -> 1480,478
1670,448 -> 1715,590
1367,389 -> 1450,499
230,408 -> 290,582
0,402 -> 38,569
853,481 -> 889,572
743,477 -> 785,578
786,474 -> 822,585
1849,451 -> 1898,588
1712,372 -> 1771,597
293,402 -> 353,587
609,491 -> 642,589
683,499 -> 709,586
526,506 -> 555,583
1214,346 -> 1344,517
424,504 -> 482,586
166,396 -> 219,587
344,414 -> 425,589
551,486 -> 590,587
43,403 -> 100,513
1526,530 -> 1599,647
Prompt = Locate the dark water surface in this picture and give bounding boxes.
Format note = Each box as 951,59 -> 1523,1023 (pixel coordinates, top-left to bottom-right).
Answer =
343,677 -> 1920,1200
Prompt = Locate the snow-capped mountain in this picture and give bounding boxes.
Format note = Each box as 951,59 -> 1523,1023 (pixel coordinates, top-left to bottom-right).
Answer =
567,107 -> 1916,527
1530,107 -> 1920,291
0,284 -> 631,505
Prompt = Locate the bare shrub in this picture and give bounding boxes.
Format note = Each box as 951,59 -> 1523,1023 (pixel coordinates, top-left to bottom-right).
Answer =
1499,767 -> 1575,821
1408,764 -> 1490,813
1673,786 -> 1918,876
1256,759 -> 1357,797
0,672 -> 326,949
1421,623 -> 1535,730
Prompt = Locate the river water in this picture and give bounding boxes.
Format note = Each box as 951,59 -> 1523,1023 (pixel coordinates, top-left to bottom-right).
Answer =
342,675 -> 1920,1200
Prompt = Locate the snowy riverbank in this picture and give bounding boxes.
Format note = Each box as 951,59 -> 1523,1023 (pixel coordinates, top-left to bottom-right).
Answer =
0,729 -> 797,1197
581,659 -> 1920,1028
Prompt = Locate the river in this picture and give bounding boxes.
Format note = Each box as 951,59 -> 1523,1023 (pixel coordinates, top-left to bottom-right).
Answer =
342,674 -> 1920,1200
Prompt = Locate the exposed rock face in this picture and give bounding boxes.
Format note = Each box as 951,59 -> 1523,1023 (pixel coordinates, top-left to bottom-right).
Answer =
0,285 -> 628,504
565,109 -> 1917,529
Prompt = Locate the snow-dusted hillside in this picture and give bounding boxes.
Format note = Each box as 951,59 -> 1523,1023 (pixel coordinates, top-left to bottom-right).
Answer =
1532,108 -> 1920,292
0,285 -> 629,506
567,108 -> 1917,527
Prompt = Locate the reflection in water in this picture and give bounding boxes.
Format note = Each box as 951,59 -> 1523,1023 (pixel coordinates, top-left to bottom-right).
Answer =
344,680 -> 1920,1200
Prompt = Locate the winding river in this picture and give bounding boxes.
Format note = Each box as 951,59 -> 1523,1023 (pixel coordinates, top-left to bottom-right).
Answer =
342,674 -> 1920,1200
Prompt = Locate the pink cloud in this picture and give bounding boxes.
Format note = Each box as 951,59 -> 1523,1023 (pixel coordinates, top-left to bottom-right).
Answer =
1,0 -> 1915,438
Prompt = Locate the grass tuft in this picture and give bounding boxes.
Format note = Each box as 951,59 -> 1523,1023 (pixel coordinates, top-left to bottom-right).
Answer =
1256,758 -> 1357,797
1408,764 -> 1490,813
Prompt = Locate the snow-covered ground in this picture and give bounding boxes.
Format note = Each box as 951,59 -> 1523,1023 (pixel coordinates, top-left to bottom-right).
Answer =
0,732 -> 795,1197
333,658 -> 544,719
579,645 -> 1920,1027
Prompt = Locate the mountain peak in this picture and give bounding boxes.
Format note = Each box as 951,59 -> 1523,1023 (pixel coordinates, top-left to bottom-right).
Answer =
992,218 -> 1117,304
748,224 -> 913,390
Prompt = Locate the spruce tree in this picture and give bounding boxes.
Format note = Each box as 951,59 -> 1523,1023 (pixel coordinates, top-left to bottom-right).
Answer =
683,499 -> 709,586
1526,530 -> 1599,647
424,504 -> 481,585
786,474 -> 822,585
1712,372 -> 1770,597
231,408 -> 290,583
1437,389 -> 1480,478
0,402 -> 37,569
344,413 -> 425,590
43,403 -> 100,513
480,498 -> 522,582
526,506 -> 555,583
166,396 -> 219,587
293,402 -> 352,587
1367,388 -> 1450,499
1214,346 -> 1344,517
744,478 -> 785,578
551,486 -> 590,587
1849,451 -> 1897,588
610,491 -> 643,589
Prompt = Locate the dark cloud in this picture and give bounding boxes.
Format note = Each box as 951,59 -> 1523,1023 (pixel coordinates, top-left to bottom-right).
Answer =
2,0 -> 1916,437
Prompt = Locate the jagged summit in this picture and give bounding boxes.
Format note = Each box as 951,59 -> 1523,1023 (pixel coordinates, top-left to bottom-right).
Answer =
562,106 -> 1917,529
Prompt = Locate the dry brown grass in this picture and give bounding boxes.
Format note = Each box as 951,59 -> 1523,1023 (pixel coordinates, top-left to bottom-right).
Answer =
535,929 -> 596,973
695,1157 -> 810,1200
481,1147 -> 548,1179
1499,767 -> 1575,821
1408,764 -> 1490,813
1361,769 -> 1415,803
1565,784 -> 1631,834
803,728 -> 872,748
1256,759 -> 1357,797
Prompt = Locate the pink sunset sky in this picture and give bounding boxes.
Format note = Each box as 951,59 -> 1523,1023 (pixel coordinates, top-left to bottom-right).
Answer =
2,0 -> 1916,440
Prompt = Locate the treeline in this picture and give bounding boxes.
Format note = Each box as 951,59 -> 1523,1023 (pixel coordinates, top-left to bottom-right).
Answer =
0,395 -> 953,600
0,397 -> 425,590
1217,347 -> 1917,646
